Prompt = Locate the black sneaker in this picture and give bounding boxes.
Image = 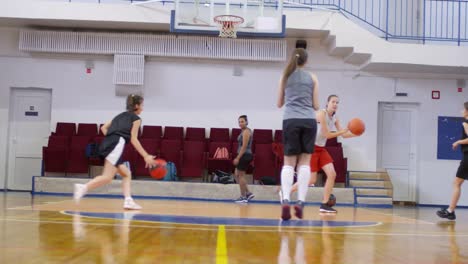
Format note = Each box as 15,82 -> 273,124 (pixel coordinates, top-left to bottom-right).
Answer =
281,200 -> 291,221
234,196 -> 248,203
246,192 -> 255,201
294,201 -> 305,219
319,203 -> 337,213
437,208 -> 456,220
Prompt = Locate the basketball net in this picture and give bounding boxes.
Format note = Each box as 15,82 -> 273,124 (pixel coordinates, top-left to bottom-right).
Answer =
214,15 -> 244,38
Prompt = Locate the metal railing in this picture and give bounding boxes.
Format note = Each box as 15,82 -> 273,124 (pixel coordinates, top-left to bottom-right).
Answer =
285,0 -> 468,45
64,0 -> 468,45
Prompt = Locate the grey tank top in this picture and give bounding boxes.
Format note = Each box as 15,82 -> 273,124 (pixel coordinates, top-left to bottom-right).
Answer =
237,128 -> 253,154
283,69 -> 316,120
315,109 -> 337,147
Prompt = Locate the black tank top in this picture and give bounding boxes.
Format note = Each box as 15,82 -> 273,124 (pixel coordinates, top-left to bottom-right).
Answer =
106,111 -> 141,143
462,120 -> 468,153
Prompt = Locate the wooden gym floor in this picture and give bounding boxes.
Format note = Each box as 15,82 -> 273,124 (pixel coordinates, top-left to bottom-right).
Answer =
0,192 -> 467,263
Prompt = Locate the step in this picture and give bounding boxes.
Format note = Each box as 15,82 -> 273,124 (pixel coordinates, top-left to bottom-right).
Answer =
356,188 -> 393,197
344,52 -> 372,65
349,179 -> 391,188
357,196 -> 393,205
349,172 -> 387,180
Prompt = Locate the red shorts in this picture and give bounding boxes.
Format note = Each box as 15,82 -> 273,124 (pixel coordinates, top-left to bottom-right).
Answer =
310,146 -> 334,172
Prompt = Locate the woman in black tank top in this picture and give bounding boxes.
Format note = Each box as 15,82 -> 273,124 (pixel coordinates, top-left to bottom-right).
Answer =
73,94 -> 157,210
437,101 -> 468,220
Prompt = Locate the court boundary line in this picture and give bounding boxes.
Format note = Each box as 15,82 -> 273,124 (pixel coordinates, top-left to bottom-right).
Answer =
60,211 -> 384,229
362,208 -> 435,225
30,191 -> 357,206
1,217 -> 467,237
7,199 -> 70,210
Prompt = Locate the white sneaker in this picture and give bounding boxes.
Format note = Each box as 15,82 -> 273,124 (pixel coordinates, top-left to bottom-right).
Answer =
73,184 -> 87,204
124,199 -> 142,210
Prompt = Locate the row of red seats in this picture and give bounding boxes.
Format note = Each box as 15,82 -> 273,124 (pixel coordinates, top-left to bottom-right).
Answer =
42,135 -> 277,180
52,122 -> 283,143
43,122 -> 282,179
44,122 -> 346,183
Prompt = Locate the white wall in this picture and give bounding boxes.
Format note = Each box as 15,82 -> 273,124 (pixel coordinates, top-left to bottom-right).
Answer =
0,27 -> 467,205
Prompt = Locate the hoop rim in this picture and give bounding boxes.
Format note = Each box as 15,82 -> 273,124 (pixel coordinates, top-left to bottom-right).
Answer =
213,15 -> 245,25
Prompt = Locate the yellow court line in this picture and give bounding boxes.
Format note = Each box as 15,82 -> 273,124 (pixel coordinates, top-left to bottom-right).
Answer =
216,225 -> 228,264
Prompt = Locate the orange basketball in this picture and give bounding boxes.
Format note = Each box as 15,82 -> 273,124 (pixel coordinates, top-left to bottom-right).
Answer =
348,118 -> 365,136
149,158 -> 167,180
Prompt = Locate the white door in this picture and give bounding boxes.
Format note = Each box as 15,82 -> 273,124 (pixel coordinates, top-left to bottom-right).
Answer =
7,88 -> 52,190
377,102 -> 419,202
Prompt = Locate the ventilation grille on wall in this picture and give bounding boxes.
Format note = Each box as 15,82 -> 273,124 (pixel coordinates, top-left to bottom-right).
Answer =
19,29 -> 287,62
113,54 -> 145,85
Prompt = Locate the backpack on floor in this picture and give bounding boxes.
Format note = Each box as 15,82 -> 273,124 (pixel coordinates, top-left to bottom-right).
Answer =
212,170 -> 236,184
163,162 -> 178,181
260,176 -> 277,185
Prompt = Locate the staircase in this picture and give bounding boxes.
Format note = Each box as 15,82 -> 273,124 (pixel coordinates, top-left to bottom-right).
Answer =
349,171 -> 393,207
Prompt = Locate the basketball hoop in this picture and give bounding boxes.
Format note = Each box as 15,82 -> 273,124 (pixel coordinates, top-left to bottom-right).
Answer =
214,15 -> 244,38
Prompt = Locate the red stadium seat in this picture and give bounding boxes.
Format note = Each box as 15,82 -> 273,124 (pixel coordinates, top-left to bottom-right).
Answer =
180,141 -> 206,178
77,123 -> 98,137
209,128 -> 230,143
163,126 -> 184,141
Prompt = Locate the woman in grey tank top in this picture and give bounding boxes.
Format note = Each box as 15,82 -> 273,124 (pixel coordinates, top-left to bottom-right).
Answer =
277,48 -> 320,221
233,115 -> 254,203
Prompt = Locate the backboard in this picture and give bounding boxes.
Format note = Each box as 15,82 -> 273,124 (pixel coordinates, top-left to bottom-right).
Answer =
170,0 -> 285,37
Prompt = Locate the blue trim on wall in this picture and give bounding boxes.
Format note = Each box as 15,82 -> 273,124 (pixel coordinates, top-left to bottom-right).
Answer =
31,176 -> 37,194
417,204 -> 468,209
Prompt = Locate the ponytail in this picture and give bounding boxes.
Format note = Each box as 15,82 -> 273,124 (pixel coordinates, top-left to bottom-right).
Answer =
126,94 -> 144,112
281,48 -> 308,85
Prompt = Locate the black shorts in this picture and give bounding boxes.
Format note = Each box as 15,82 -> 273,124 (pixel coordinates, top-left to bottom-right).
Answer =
282,118 -> 317,156
456,153 -> 468,180
99,135 -> 126,166
236,153 -> 253,171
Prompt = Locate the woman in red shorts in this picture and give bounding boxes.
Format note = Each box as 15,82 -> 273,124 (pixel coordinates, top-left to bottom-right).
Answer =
290,95 -> 355,213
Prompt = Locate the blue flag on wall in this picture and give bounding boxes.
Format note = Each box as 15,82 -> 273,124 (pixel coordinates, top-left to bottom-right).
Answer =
437,116 -> 464,160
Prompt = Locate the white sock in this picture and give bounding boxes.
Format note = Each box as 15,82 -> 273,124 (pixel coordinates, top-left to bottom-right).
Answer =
281,166 -> 295,201
297,165 -> 311,202
125,196 -> 133,201
447,208 -> 453,213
